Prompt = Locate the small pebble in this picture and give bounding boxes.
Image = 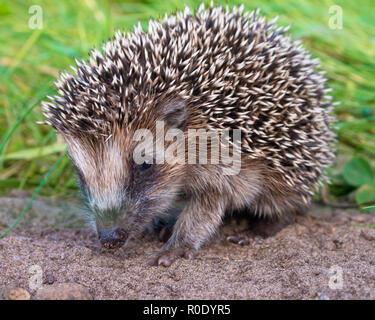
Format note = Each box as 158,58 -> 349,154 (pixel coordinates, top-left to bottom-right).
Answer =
43,273 -> 56,285
5,288 -> 31,300
360,229 -> 375,241
35,283 -> 92,300
320,292 -> 329,300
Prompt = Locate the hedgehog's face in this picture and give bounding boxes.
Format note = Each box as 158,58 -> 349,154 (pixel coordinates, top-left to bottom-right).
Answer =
63,99 -> 187,249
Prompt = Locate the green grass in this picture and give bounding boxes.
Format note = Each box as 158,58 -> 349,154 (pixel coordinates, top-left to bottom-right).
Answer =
0,0 -> 374,199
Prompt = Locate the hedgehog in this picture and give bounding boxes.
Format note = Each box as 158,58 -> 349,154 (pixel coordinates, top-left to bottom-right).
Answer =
42,4 -> 336,267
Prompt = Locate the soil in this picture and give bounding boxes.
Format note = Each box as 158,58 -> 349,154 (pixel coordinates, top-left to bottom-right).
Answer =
0,192 -> 375,300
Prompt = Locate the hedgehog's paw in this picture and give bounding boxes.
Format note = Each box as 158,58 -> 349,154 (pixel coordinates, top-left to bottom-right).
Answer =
226,233 -> 250,246
147,247 -> 197,267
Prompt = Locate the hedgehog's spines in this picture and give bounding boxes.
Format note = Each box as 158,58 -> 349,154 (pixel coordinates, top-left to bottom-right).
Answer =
43,4 -> 336,195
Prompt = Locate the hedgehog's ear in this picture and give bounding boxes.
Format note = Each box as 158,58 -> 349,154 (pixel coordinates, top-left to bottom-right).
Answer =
162,99 -> 187,129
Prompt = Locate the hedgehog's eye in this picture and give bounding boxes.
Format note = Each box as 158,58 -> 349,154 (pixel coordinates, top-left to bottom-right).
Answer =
139,160 -> 152,172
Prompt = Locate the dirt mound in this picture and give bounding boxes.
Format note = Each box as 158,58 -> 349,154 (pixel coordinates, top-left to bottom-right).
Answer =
0,194 -> 374,299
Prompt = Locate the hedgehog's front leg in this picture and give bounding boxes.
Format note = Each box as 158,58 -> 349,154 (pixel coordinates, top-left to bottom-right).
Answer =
147,194 -> 226,267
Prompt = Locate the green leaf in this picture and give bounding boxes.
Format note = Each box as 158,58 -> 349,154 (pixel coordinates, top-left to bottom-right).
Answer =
342,157 -> 373,187
355,184 -> 375,205
327,174 -> 356,197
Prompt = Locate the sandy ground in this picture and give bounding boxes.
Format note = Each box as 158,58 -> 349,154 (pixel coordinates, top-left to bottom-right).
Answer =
0,192 -> 375,300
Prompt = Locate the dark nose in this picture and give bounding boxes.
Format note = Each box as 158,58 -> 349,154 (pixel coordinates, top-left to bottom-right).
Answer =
98,226 -> 127,249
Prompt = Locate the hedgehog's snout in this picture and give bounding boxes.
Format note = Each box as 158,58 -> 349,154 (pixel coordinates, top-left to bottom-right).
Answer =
98,226 -> 127,249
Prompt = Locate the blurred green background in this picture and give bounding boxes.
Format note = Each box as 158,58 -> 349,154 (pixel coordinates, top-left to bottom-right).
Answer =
0,0 -> 374,207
